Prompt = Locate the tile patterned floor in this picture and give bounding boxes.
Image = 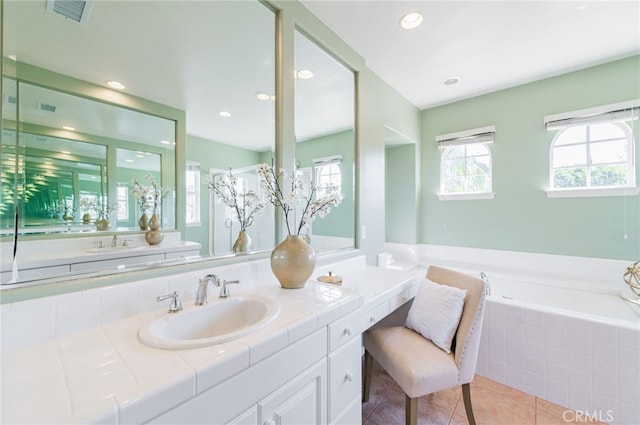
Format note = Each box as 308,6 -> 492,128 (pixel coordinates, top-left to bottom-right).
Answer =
362,360 -> 605,425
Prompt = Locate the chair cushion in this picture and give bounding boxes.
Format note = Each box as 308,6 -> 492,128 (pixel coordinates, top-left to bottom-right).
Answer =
405,278 -> 467,353
364,326 -> 459,398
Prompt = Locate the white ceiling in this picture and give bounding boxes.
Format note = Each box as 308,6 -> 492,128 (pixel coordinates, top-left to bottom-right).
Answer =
301,0 -> 640,109
4,0 -> 640,152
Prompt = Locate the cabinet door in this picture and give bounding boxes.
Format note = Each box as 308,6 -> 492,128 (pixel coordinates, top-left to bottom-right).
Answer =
259,360 -> 327,425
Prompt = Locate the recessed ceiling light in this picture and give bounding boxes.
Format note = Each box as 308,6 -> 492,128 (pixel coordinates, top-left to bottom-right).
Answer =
106,80 -> 125,90
296,69 -> 314,79
136,154 -> 144,158
125,159 -> 134,163
62,126 -> 76,131
160,140 -> 172,145
219,111 -> 232,118
443,76 -> 460,86
256,92 -> 270,101
400,12 -> 423,30
8,54 -> 17,61
61,150 -> 71,154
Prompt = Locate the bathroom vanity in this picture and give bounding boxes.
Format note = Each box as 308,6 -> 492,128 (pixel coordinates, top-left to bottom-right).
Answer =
0,255 -> 419,424
0,231 -> 201,284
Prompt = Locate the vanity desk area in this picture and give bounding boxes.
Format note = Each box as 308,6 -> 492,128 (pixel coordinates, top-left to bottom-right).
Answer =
0,254 -> 420,425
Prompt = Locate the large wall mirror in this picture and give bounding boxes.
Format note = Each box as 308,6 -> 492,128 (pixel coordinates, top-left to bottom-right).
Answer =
0,1 -> 358,290
1,78 -> 176,234
294,29 -> 356,252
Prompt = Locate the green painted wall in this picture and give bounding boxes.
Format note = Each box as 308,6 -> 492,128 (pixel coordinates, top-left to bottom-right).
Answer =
420,55 -> 640,260
296,130 -> 355,238
185,134 -> 269,255
386,143 -> 417,243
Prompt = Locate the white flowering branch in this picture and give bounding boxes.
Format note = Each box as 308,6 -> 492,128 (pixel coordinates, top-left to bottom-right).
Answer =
257,163 -> 341,236
209,169 -> 265,231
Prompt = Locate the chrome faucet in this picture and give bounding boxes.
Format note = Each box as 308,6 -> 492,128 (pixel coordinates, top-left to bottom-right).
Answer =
195,274 -> 241,304
195,274 -> 220,305
111,235 -> 118,247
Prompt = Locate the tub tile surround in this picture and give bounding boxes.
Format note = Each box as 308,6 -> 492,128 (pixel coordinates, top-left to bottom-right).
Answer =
384,242 -> 640,425
1,254 -> 420,424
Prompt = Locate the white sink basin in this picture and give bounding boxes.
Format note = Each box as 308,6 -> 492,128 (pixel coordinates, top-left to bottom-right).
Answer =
86,246 -> 144,253
138,294 -> 279,349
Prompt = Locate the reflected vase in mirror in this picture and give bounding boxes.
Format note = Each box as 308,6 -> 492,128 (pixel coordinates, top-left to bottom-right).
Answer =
138,213 -> 149,231
145,213 -> 164,245
271,235 -> 316,289
95,218 -> 110,231
233,230 -> 251,254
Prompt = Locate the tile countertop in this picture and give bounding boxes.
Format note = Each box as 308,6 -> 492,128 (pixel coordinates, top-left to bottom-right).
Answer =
1,263 -> 421,424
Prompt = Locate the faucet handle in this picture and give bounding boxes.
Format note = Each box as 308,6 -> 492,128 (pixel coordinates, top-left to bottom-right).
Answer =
156,291 -> 183,313
219,279 -> 240,298
93,241 -> 104,249
122,238 -> 132,247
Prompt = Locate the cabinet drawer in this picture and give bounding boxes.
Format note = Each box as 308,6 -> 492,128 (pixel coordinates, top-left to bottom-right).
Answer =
328,309 -> 361,351
328,337 -> 361,421
390,287 -> 415,311
360,302 -> 390,331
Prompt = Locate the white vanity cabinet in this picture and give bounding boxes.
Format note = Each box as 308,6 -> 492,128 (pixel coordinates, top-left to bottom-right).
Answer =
258,360 -> 327,425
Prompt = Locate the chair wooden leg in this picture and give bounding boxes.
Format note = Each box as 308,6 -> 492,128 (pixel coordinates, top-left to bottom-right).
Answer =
363,350 -> 373,402
462,383 -> 477,425
405,395 -> 417,425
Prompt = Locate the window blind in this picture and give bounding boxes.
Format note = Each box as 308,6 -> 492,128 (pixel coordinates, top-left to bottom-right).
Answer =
312,154 -> 342,165
435,125 -> 495,148
544,100 -> 639,130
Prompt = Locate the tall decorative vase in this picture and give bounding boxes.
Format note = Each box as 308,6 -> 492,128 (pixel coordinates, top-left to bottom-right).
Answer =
82,213 -> 91,224
270,235 -> 316,289
233,230 -> 252,254
145,213 -> 164,245
138,213 -> 149,231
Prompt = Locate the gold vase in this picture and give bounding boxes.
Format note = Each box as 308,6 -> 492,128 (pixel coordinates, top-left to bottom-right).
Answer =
82,213 -> 91,224
95,218 -> 109,231
233,230 -> 252,253
145,213 -> 164,245
138,213 -> 149,230
270,235 -> 316,289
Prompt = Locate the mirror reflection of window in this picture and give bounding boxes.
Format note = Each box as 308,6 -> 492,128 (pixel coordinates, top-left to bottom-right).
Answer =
116,184 -> 129,221
186,162 -> 201,226
117,148 -> 162,228
314,158 -> 342,198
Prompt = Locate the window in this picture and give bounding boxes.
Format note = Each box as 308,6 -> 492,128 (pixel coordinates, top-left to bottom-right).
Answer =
437,126 -> 495,200
546,101 -> 638,197
313,156 -> 342,198
186,162 -> 201,225
116,184 -> 128,220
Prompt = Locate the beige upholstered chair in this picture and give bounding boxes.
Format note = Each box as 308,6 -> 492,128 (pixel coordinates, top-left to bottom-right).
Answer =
363,265 -> 488,425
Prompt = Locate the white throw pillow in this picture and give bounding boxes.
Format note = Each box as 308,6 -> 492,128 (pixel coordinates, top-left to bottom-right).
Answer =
405,278 -> 467,354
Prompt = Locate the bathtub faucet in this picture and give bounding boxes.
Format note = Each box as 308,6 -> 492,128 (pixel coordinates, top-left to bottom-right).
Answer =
480,272 -> 491,295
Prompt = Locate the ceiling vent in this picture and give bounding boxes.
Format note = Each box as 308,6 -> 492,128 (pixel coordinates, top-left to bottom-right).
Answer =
47,0 -> 93,25
37,102 -> 57,113
3,95 -> 17,105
